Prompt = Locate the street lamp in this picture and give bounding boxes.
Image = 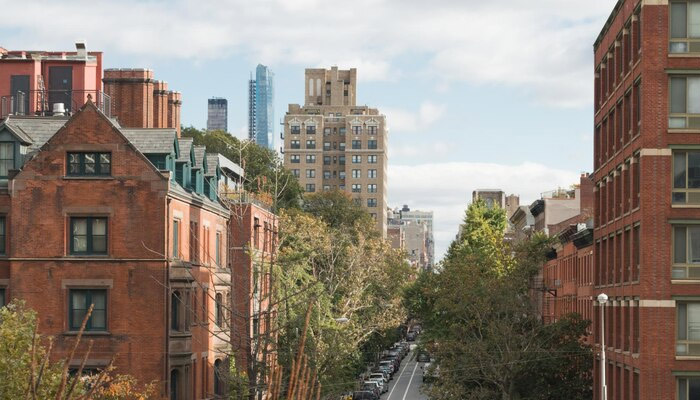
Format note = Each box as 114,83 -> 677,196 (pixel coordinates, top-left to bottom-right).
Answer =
598,293 -> 608,400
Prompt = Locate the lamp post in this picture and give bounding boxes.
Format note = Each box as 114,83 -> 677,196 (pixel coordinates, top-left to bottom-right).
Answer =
598,293 -> 608,400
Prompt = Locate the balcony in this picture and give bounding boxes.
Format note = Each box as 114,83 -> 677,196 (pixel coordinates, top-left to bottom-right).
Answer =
1,90 -> 111,119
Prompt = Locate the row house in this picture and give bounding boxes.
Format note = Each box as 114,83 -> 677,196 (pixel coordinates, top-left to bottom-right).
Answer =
0,100 -> 240,399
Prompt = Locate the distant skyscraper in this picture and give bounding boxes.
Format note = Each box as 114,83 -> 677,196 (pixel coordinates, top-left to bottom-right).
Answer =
248,64 -> 274,149
207,97 -> 227,132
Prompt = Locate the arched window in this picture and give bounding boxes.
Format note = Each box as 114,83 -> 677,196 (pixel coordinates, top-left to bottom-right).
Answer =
316,79 -> 321,97
215,293 -> 223,326
214,359 -> 223,396
309,79 -> 314,96
170,369 -> 179,400
171,291 -> 180,331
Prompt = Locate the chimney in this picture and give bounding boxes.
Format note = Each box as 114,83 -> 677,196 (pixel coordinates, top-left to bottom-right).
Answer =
103,68 -> 154,129
75,41 -> 87,59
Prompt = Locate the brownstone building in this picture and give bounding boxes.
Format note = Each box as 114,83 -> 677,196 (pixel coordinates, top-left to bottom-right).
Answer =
0,100 -> 243,399
591,0 -> 700,398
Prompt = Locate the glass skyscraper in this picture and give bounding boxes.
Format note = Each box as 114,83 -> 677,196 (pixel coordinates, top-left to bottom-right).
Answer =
248,64 -> 274,150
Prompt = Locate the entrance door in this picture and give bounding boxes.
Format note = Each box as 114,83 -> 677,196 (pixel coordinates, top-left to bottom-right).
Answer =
48,66 -> 72,113
10,75 -> 29,115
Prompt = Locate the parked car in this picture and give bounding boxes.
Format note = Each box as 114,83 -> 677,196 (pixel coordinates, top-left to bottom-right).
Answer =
373,366 -> 392,379
362,381 -> 382,398
379,360 -> 395,374
417,351 -> 430,362
369,372 -> 388,384
368,377 -> 388,393
352,390 -> 378,400
406,331 -> 416,341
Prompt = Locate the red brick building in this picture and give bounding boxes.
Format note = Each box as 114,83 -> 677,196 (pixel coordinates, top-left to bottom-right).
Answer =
0,101 -> 243,399
591,0 -> 700,398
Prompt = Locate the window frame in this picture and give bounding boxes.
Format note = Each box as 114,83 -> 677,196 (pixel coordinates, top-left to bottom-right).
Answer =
70,217 -> 108,255
670,0 -> 700,53
0,142 -> 14,179
305,155 -> 316,164
673,150 -> 700,204
670,76 -> 700,129
68,288 -> 107,332
67,152 -> 111,177
290,155 -> 301,164
673,225 -> 700,279
677,301 -> 700,355
173,219 -> 180,259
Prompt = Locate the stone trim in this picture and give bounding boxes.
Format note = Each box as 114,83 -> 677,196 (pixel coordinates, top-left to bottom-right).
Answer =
173,210 -> 184,219
61,279 -> 113,289
640,148 -> 672,157
0,279 -> 8,286
639,300 -> 676,307
642,0 -> 668,5
62,206 -> 114,216
69,358 -> 111,367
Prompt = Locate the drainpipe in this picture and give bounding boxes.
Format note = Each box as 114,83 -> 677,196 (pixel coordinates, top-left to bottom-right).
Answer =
165,196 -> 172,397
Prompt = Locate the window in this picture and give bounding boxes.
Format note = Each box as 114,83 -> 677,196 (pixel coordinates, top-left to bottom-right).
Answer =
677,302 -> 700,355
352,169 -> 361,179
352,184 -> 361,193
673,226 -> 700,279
339,171 -> 346,180
173,220 -> 180,259
189,222 -> 199,262
367,198 -> 377,207
291,140 -> 300,149
306,169 -> 316,178
323,156 -> 331,165
215,232 -> 221,267
291,169 -> 300,178
305,184 -> 316,192
0,143 -> 13,178
67,152 -> 111,176
367,155 -> 377,164
291,155 -> 300,164
670,1 -> 700,53
69,289 -> 106,331
367,125 -> 377,135
214,359 -> 224,396
70,217 -> 107,255
368,140 -> 377,149
324,142 -> 331,150
673,151 -> 700,204
291,125 -> 300,134
368,169 -> 377,179
324,127 -> 331,135
339,142 -> 346,151
352,125 -> 362,135
306,155 -> 316,164
306,140 -> 316,149
215,293 -> 223,326
339,156 -> 346,165
677,376 -> 700,399
306,125 -> 316,134
170,369 -> 179,400
368,184 -> 377,193
253,218 -> 260,248
339,127 -> 346,135
352,140 -> 362,149
352,155 -> 362,163
670,77 -> 700,129
0,288 -> 5,308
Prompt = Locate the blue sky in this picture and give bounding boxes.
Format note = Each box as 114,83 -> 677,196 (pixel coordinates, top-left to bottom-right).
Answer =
0,0 -> 618,260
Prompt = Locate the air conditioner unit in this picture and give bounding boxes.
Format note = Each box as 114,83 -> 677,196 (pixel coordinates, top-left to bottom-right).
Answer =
554,279 -> 562,287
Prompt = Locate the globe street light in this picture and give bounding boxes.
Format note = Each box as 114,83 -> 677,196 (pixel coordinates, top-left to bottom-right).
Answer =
598,293 -> 609,400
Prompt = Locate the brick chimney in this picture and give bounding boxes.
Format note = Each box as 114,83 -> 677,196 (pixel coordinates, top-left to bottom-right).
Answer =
167,91 -> 182,137
103,68 -> 154,128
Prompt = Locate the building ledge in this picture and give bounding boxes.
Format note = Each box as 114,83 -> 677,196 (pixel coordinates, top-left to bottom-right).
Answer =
62,176 -> 116,181
64,331 -> 110,336
677,356 -> 700,361
672,280 -> 700,284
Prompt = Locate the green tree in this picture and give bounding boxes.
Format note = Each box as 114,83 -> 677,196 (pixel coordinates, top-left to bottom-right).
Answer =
181,126 -> 303,210
408,200 -> 592,400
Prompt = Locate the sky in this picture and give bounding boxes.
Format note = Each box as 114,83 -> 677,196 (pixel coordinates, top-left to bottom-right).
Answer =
0,0 -> 618,261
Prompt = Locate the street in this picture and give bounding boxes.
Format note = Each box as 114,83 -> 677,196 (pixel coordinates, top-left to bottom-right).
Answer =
381,346 -> 428,400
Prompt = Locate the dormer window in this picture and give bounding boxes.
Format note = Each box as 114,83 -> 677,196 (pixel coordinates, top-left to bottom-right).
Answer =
0,143 -> 14,179
68,152 -> 111,176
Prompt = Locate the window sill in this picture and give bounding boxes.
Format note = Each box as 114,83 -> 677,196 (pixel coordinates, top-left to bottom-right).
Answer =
672,280 -> 700,284
64,330 -> 110,336
62,176 -> 115,180
169,331 -> 192,338
669,53 -> 700,58
669,129 -> 700,134
677,356 -> 700,361
67,255 -> 110,259
671,204 -> 700,208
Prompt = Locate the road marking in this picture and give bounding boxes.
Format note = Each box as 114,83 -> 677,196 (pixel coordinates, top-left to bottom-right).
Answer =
400,361 -> 420,400
386,350 -> 414,400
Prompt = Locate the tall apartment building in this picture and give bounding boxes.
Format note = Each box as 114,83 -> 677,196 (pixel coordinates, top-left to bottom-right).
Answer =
207,97 -> 228,132
590,1 -> 700,398
472,189 -> 520,219
398,205 -> 435,269
282,67 -> 388,235
248,64 -> 274,149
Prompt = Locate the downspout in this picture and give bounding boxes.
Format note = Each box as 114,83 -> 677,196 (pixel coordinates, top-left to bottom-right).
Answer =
165,195 -> 172,397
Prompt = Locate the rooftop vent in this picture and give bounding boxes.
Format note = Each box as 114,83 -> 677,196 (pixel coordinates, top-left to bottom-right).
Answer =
75,41 -> 87,59
52,103 -> 66,116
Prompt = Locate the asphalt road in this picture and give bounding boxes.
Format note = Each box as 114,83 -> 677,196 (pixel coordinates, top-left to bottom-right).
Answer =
381,345 -> 428,400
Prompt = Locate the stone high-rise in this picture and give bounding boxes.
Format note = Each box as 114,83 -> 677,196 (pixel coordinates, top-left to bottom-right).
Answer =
282,67 -> 388,235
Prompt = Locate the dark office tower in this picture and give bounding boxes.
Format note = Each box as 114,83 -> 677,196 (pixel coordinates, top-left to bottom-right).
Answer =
207,97 -> 227,132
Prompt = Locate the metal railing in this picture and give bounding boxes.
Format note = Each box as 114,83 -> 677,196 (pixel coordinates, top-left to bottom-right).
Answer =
0,90 -> 111,119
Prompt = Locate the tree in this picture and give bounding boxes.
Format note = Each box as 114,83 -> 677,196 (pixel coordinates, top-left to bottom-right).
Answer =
181,126 -> 303,210
0,300 -> 155,399
408,200 -> 592,400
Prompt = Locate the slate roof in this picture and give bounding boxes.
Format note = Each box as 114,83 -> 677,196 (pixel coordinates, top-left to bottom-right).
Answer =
177,137 -> 193,162
121,129 -> 177,154
205,154 -> 219,177
193,145 -> 206,170
2,116 -> 69,154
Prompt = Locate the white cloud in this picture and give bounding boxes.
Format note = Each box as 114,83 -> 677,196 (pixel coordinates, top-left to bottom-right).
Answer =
384,101 -> 447,132
388,161 -> 582,262
0,0 -> 617,107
